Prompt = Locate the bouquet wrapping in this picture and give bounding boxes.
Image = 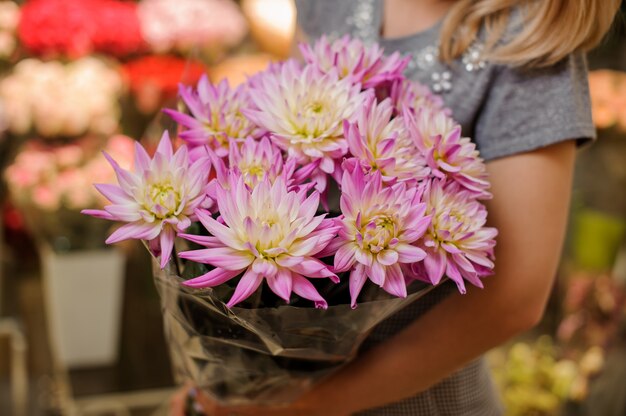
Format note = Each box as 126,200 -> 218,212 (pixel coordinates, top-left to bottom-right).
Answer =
154,259 -> 436,404
84,35 -> 497,405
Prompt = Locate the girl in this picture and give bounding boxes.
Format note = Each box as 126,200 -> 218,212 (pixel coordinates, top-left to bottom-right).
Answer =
172,0 -> 622,414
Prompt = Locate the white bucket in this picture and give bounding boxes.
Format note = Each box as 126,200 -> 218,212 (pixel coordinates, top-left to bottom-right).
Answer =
41,246 -> 125,368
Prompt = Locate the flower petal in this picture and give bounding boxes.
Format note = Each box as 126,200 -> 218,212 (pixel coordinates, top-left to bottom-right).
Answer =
227,268 -> 264,308
106,222 -> 161,244
382,263 -> 407,298
195,209 -> 244,250
266,268 -> 293,302
349,264 -> 367,309
377,249 -> 399,266
423,248 -> 447,285
367,261 -> 386,286
183,268 -> 240,288
334,243 -> 357,272
159,226 -> 176,269
252,258 -> 278,277
396,243 -> 427,263
292,273 -> 328,309
178,247 -> 254,270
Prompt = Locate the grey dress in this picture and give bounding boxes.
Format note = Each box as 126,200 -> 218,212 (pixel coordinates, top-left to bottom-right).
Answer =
295,0 -> 595,415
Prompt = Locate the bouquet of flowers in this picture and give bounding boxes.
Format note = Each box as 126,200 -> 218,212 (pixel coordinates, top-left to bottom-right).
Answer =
83,36 -> 497,405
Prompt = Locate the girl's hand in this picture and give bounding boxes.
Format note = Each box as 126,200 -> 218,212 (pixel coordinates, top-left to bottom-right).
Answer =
170,384 -> 348,416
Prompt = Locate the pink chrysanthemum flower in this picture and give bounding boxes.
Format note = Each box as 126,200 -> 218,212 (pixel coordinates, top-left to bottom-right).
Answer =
390,78 -> 450,116
405,108 -> 491,198
178,175 -> 339,308
82,132 -> 210,268
409,180 -> 497,293
229,136 -> 284,188
164,75 -> 261,159
343,94 -> 429,184
330,167 -> 431,308
244,60 -> 364,191
201,137 -> 319,211
300,35 -> 409,89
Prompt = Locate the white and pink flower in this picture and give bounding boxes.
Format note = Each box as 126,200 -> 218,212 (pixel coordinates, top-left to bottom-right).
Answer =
330,167 -> 431,307
409,180 -> 497,293
405,107 -> 491,198
83,132 -> 210,268
245,60 -> 364,191
390,78 -> 450,116
179,174 -> 338,308
343,94 -> 429,184
300,35 -> 409,89
164,76 -> 261,160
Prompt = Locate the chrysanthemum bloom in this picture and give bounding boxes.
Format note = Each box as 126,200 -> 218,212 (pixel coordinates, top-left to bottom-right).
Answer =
299,35 -> 409,89
409,179 -> 497,293
225,136 -> 318,189
228,136 -> 286,188
82,132 -> 210,268
245,60 -> 364,191
330,167 -> 431,308
405,107 -> 491,199
343,94 -> 429,184
164,75 -> 261,159
390,78 -> 450,116
179,175 -> 338,308
200,137 -> 319,212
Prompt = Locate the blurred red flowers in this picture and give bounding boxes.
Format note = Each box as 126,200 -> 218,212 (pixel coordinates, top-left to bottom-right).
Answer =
18,0 -> 145,58
122,55 -> 206,113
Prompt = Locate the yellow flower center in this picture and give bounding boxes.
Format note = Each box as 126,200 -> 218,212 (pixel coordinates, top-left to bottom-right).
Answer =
359,214 -> 397,253
241,164 -> 266,181
304,101 -> 324,115
147,182 -> 181,219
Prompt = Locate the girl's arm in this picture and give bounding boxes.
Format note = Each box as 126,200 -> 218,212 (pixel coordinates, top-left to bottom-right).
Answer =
288,140 -> 576,415
174,140 -> 577,416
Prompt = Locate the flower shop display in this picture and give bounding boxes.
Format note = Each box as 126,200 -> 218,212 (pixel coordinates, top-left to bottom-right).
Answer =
137,0 -> 247,55
4,134 -> 135,367
0,57 -> 124,137
0,0 -> 289,374
121,55 -> 206,114
84,35 -> 498,404
4,135 -> 134,248
40,243 -> 126,367
490,336 -> 599,416
0,0 -> 19,60
558,273 -> 626,353
18,0 -> 145,58
588,70 -> 626,131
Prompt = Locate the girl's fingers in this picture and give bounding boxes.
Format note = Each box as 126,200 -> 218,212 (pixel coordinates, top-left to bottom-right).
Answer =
169,385 -> 190,416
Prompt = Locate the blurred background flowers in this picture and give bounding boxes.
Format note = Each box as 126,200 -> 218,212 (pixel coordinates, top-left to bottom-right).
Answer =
0,1 -> 624,415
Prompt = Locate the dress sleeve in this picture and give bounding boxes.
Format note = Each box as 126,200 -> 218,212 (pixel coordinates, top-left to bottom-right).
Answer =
474,53 -> 596,161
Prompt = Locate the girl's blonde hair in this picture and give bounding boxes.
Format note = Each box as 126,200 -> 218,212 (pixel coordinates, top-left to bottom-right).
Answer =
440,0 -> 622,68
